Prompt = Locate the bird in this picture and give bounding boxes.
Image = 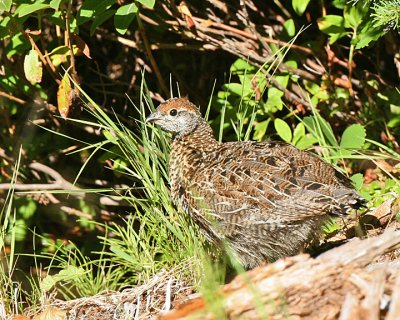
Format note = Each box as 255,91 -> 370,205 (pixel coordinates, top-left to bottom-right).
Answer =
145,97 -> 365,268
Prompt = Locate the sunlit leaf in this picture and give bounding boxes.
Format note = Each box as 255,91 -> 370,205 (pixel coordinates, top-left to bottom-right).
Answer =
340,124 -> 366,149
292,0 -> 311,16
274,118 -> 292,143
49,0 -> 63,10
344,3 -> 368,29
317,15 -> 349,43
293,122 -> 305,145
253,119 -> 271,141
283,19 -> 296,37
17,2 -> 50,17
114,3 -> 138,35
351,173 -> 364,191
137,0 -> 155,8
57,73 -> 73,118
0,0 -> 12,12
24,49 -> 42,84
354,20 -> 385,49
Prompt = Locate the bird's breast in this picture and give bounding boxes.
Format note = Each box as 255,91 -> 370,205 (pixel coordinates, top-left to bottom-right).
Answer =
169,144 -> 207,201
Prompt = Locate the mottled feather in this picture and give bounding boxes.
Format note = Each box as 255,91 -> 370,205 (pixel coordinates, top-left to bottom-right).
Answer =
146,97 -> 364,268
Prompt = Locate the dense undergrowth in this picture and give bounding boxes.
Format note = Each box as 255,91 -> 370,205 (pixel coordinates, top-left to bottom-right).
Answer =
0,0 -> 400,318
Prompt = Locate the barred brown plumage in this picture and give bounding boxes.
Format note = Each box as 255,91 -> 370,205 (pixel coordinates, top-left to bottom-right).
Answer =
146,97 -> 365,268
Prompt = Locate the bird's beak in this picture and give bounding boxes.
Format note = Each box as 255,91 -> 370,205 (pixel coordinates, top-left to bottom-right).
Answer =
145,111 -> 162,124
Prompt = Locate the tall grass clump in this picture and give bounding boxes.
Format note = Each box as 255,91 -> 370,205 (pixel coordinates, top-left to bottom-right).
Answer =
0,149 -> 36,316
35,78 -> 205,300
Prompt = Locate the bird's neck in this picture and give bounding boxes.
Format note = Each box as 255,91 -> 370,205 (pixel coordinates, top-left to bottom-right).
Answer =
173,120 -> 220,152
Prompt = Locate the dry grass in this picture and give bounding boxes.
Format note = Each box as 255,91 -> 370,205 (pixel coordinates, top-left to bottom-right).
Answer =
24,262 -> 196,320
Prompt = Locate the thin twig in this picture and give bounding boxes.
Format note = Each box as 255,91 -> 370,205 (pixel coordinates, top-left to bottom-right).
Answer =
0,91 -> 27,105
99,30 -> 217,51
23,31 -> 60,84
0,162 -> 84,197
137,15 -> 169,96
182,17 -> 315,55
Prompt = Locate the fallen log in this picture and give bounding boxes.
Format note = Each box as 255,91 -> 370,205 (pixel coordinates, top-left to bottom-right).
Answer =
160,230 -> 400,320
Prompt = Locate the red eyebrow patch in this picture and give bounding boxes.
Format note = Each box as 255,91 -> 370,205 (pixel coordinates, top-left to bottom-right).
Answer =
157,97 -> 200,114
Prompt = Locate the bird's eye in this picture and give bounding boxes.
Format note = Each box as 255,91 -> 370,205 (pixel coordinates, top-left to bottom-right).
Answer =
169,109 -> 178,116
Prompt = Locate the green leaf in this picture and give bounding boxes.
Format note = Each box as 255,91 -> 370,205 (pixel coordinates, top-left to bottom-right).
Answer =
136,0 -> 155,8
354,20 -> 385,49
0,15 -> 10,40
332,0 -> 346,9
114,3 -> 138,35
24,49 -> 42,84
351,173 -> 364,191
388,117 -> 400,128
283,19 -> 296,37
90,9 -> 116,35
295,134 -> 318,149
222,83 -> 244,96
304,81 -> 320,95
17,2 -> 51,17
314,89 -> 329,101
292,122 -> 305,145
237,75 -> 254,96
274,73 -> 290,88
50,0 -> 64,10
292,0 -> 311,16
274,119 -> 292,143
18,198 -> 37,219
40,266 -> 87,291
0,0 -> 12,12
77,0 -> 115,25
41,274 -> 57,291
266,87 -> 284,112
49,44 -> 83,66
231,58 -> 255,74
253,119 -> 271,141
322,217 -> 341,234
340,124 -> 366,149
344,3 -> 368,29
317,15 -> 349,43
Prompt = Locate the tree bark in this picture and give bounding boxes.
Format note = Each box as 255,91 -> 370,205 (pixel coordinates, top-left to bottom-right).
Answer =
160,230 -> 400,320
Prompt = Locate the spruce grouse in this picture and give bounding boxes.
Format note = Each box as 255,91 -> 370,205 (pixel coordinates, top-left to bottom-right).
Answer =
146,97 -> 364,268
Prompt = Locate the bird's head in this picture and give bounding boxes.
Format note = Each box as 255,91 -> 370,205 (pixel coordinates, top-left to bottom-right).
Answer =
145,97 -> 203,136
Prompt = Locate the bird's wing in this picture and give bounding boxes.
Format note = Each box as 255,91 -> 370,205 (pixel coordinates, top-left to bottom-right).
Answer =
188,141 -> 359,229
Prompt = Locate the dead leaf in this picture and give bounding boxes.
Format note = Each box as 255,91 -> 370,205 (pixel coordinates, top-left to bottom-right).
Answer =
370,199 -> 394,227
364,168 -> 378,184
178,1 -> 196,30
57,73 -> 73,118
376,159 -> 396,173
178,1 -> 192,17
73,34 -> 92,59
